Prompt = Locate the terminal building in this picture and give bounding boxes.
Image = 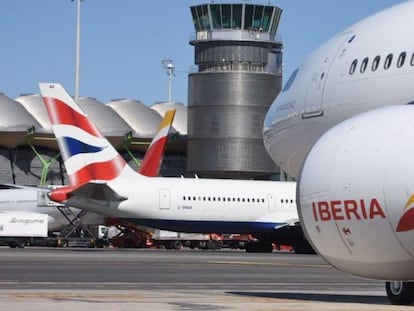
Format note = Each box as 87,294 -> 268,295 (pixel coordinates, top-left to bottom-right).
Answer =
0,93 -> 187,186
187,3 -> 283,179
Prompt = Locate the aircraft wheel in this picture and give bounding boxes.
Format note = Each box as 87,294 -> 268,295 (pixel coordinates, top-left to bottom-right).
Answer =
386,281 -> 414,305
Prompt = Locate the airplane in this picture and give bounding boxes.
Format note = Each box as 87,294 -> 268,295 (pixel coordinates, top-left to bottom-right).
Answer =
0,109 -> 177,233
38,83 -> 312,253
264,0 -> 414,304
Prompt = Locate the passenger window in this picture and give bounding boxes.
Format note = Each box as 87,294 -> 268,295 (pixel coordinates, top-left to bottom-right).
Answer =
384,53 -> 393,69
360,57 -> 368,73
372,55 -> 380,71
397,52 -> 407,68
349,59 -> 358,74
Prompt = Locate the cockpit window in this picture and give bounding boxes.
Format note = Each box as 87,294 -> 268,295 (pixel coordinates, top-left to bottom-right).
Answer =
282,68 -> 299,92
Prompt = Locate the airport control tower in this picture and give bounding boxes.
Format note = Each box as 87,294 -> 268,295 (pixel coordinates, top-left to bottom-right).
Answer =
188,3 -> 283,179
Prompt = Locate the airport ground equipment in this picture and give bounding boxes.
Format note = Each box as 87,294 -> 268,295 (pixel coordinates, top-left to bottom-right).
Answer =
0,213 -> 48,248
109,221 -> 151,249
151,230 -> 223,250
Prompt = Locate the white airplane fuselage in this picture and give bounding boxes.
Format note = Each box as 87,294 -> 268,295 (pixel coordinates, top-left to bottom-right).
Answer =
264,0 -> 414,283
264,1 -> 414,178
66,176 -> 297,234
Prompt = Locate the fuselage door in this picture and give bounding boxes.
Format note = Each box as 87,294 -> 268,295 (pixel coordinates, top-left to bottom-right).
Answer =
303,31 -> 353,118
268,194 -> 276,212
159,189 -> 170,210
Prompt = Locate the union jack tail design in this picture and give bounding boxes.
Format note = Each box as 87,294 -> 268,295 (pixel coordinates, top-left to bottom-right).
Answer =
39,83 -> 136,185
139,109 -> 176,177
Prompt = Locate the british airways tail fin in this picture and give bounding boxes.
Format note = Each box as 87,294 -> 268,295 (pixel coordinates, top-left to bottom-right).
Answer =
39,83 -> 137,185
139,110 -> 176,177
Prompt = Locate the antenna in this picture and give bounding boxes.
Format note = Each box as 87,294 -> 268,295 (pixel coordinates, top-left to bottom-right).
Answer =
162,58 -> 175,102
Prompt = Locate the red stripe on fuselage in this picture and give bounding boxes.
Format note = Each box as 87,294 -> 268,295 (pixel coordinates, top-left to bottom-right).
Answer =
43,97 -> 102,138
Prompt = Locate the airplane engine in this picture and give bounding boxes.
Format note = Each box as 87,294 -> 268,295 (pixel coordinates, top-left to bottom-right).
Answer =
298,105 -> 414,280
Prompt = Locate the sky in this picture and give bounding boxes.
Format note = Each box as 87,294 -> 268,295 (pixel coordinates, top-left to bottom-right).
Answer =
0,0 -> 405,106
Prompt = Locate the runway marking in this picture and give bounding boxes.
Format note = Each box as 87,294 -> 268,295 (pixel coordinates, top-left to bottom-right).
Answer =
207,261 -> 330,268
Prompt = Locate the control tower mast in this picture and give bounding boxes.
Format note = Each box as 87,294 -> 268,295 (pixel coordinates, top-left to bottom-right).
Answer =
188,3 -> 283,179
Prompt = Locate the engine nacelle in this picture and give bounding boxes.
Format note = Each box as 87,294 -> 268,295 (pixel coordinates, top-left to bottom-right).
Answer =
299,105 -> 414,280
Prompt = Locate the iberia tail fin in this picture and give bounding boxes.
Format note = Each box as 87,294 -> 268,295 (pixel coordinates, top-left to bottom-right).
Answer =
139,110 -> 176,177
39,83 -> 137,185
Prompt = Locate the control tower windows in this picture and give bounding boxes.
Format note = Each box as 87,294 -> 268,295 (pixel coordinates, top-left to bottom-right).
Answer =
244,5 -> 254,30
232,5 -> 242,29
253,5 -> 264,29
191,3 -> 282,36
210,4 -> 221,29
222,4 -> 232,28
262,6 -> 274,31
270,9 -> 282,35
192,5 -> 210,31
210,4 -> 242,30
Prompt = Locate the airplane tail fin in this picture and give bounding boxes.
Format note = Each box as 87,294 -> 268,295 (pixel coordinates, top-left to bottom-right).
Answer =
39,83 -> 136,185
138,109 -> 176,177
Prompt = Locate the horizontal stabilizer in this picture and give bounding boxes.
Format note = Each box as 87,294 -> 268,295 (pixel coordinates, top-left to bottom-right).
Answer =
69,182 -> 127,202
49,182 -> 127,204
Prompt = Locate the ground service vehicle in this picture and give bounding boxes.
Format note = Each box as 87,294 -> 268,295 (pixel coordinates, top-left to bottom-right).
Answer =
0,213 -> 48,248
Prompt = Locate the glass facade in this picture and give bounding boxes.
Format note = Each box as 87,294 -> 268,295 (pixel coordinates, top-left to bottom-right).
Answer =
190,3 -> 282,35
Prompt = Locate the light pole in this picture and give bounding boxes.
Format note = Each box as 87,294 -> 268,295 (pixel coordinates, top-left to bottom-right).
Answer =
74,0 -> 82,103
162,58 -> 175,102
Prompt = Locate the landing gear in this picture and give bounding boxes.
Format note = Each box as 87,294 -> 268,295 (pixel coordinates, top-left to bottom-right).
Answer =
385,281 -> 414,305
